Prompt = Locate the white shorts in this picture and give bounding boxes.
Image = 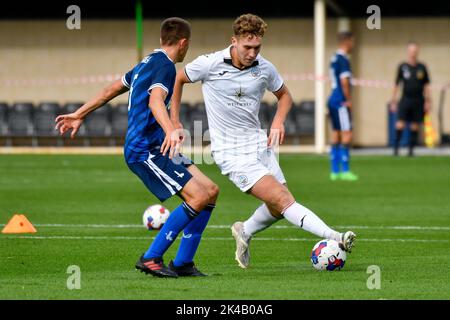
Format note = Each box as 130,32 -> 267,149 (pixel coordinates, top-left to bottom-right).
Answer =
212,147 -> 286,192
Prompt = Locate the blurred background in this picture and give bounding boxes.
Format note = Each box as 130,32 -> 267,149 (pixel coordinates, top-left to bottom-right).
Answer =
0,0 -> 449,150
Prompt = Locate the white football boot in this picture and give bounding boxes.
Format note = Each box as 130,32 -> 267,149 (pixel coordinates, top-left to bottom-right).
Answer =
231,221 -> 252,268
341,231 -> 357,253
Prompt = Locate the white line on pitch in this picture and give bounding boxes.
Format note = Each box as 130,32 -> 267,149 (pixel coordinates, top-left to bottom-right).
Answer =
1,223 -> 449,231
1,235 -> 448,243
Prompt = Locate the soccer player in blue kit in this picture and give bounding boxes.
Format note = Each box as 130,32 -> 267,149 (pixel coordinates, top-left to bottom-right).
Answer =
55,18 -> 219,278
328,31 -> 359,181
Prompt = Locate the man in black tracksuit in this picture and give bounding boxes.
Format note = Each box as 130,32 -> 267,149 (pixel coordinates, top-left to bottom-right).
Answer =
390,41 -> 432,156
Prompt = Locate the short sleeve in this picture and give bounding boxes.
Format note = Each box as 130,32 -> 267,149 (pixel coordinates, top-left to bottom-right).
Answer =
395,64 -> 403,85
267,62 -> 284,92
147,63 -> 175,94
184,54 -> 212,83
122,68 -> 133,88
339,56 -> 352,79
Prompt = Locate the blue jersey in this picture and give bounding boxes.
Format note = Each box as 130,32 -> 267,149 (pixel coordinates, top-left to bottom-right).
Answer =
121,49 -> 176,163
328,50 -> 352,108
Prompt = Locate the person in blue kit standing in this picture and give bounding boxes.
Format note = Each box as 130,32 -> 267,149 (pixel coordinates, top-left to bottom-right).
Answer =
327,31 -> 359,181
55,17 -> 219,278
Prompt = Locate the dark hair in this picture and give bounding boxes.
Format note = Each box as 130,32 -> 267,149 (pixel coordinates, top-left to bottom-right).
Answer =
337,31 -> 353,43
160,17 -> 191,46
233,13 -> 267,38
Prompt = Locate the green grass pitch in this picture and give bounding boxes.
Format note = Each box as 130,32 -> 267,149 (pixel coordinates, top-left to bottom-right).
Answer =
0,154 -> 449,299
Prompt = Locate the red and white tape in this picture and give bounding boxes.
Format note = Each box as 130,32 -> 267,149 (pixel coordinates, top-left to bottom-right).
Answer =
0,73 -> 447,90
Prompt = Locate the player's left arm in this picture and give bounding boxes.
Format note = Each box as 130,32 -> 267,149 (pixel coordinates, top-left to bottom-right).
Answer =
268,85 -> 293,147
170,69 -> 192,141
339,57 -> 352,108
149,87 -> 180,159
423,66 -> 432,113
340,77 -> 352,108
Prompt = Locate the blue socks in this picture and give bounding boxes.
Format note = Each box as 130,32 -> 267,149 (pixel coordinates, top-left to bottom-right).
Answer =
173,204 -> 215,267
330,144 -> 340,174
340,144 -> 350,172
143,202 -> 199,259
330,143 -> 351,173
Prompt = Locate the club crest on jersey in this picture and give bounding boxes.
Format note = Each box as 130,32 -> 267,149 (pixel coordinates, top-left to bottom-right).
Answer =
250,66 -> 261,78
417,70 -> 424,79
237,175 -> 248,186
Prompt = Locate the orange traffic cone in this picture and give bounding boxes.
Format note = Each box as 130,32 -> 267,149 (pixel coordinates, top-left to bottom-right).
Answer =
1,214 -> 37,234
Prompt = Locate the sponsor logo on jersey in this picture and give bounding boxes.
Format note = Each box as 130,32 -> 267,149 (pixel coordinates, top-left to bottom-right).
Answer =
233,86 -> 246,100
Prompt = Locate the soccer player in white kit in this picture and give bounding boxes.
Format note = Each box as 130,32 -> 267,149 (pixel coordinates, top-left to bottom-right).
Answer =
171,14 -> 356,268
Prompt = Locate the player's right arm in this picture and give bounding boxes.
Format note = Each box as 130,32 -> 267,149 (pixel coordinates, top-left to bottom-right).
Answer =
390,64 -> 402,112
55,79 -> 128,138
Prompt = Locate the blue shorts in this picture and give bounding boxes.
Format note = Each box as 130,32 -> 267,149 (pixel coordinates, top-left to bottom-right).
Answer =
127,151 -> 193,202
328,104 -> 352,131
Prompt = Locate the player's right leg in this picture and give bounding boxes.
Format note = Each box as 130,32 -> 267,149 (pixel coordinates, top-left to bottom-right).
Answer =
128,153 -> 213,278
394,100 -> 408,156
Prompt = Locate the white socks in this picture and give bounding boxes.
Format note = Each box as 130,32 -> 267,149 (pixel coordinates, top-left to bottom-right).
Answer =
283,202 -> 342,242
242,202 -> 342,242
243,204 -> 279,237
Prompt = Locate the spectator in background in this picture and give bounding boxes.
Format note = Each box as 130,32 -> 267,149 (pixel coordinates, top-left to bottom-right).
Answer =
390,41 -> 432,156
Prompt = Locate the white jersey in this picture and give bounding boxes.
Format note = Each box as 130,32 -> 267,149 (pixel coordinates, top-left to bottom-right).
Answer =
184,46 -> 284,155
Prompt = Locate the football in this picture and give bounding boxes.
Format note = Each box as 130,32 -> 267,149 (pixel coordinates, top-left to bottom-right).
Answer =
142,205 -> 170,230
310,239 -> 347,271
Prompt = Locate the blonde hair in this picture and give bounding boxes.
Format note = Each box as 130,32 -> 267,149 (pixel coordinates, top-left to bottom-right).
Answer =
232,14 -> 267,38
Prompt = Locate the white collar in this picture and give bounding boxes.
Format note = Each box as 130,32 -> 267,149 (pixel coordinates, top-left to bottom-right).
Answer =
154,48 -> 173,62
222,45 -> 260,67
336,49 -> 348,57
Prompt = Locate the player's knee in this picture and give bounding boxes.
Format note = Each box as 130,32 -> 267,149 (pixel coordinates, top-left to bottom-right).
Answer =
271,189 -> 294,213
208,183 -> 220,203
341,131 -> 352,144
185,183 -> 211,212
396,121 -> 405,130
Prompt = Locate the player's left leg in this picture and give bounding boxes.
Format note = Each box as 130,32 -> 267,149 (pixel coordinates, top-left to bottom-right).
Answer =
408,122 -> 420,157
232,152 -> 355,268
170,164 -> 219,276
249,176 -> 347,241
338,106 -> 358,181
408,102 -> 424,157
328,106 -> 342,181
